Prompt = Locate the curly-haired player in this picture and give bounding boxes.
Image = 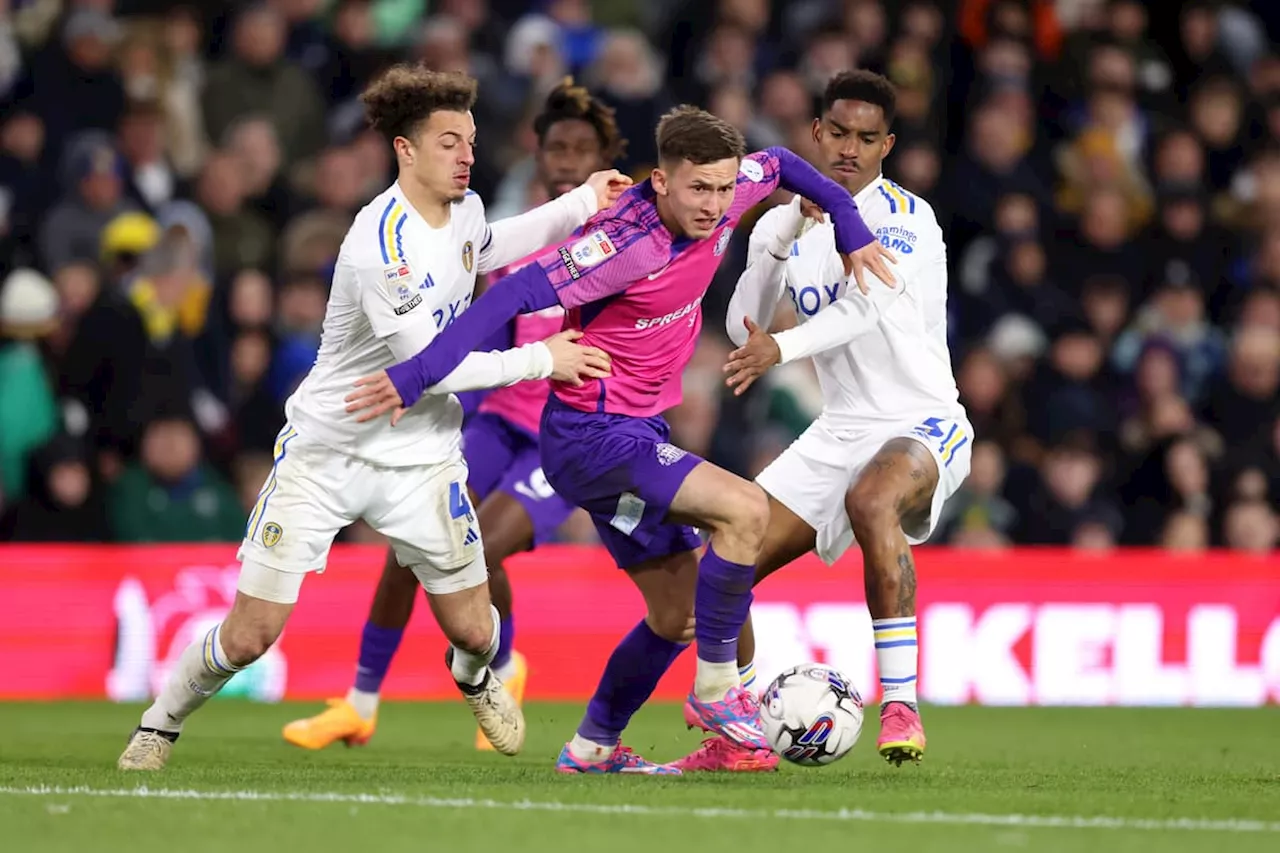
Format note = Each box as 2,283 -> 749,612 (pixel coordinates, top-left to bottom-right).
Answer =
117,67 -> 628,770
281,78 -> 628,753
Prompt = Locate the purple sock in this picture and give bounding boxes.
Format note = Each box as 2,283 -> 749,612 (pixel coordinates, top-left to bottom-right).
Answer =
353,622 -> 405,693
577,620 -> 687,745
492,614 -> 515,671
694,544 -> 755,664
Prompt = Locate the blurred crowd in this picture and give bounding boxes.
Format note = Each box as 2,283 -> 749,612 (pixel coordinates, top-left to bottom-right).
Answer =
1,0 -> 1278,554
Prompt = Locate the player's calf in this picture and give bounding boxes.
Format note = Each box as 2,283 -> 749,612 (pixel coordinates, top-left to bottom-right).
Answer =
121,572 -> 296,770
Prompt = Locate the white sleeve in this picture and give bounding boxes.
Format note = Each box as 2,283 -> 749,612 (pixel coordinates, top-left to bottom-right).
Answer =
773,211 -> 939,364
477,184 -> 598,273
424,344 -> 554,394
355,256 -> 553,392
726,200 -> 806,346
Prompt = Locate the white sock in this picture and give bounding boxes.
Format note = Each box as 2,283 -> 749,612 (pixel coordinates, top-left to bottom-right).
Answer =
872,616 -> 918,707
140,625 -> 242,733
738,660 -> 758,694
693,658 -> 740,702
345,687 -> 379,720
567,733 -> 614,762
449,605 -> 500,687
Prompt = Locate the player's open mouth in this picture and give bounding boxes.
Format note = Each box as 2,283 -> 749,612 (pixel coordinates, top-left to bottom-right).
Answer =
694,217 -> 716,229
454,173 -> 471,185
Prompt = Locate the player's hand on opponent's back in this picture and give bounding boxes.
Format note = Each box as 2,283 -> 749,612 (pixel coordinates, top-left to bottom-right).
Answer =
723,317 -> 780,396
543,330 -> 612,386
584,169 -> 633,211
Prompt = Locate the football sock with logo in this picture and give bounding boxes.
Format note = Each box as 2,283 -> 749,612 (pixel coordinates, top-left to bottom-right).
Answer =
491,614 -> 516,681
140,624 -> 243,733
449,605 -> 501,687
872,617 -> 919,708
571,620 -> 686,760
693,545 -> 755,701
348,622 -> 405,719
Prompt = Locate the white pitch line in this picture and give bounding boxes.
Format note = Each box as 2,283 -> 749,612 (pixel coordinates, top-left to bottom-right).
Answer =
2,786 -> 1278,835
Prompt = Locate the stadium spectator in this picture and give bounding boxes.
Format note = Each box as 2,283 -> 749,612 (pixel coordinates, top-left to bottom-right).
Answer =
0,0 -> 1273,551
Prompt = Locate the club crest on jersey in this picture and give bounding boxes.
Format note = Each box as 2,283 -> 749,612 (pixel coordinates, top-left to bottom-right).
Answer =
569,229 -> 616,269
462,240 -> 474,272
714,227 -> 734,256
262,522 -> 282,548
739,159 -> 764,182
655,443 -> 688,466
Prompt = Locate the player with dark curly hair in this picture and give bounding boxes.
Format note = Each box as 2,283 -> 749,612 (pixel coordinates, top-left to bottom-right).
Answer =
280,76 -> 629,754
116,65 -> 629,771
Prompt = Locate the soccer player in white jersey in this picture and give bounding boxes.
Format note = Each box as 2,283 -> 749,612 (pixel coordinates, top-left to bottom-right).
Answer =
116,66 -> 627,770
671,70 -> 972,772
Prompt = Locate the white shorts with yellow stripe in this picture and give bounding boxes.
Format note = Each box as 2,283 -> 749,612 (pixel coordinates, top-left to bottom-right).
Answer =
755,414 -> 973,565
235,423 -> 485,600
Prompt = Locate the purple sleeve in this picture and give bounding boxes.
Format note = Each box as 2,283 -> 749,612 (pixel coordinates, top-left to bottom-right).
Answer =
385,264 -> 559,408
765,147 -> 876,254
536,214 -> 666,309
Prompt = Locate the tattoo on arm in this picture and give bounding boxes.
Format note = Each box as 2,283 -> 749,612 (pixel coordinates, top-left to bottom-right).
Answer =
896,551 -> 917,616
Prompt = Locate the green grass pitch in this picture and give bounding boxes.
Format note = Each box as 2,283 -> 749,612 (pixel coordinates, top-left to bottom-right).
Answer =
1,702 -> 1278,852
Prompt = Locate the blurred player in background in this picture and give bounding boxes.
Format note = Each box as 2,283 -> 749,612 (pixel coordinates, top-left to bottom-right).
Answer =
282,78 -> 628,753
117,66 -> 628,770
673,70 -> 970,771
346,107 -> 895,773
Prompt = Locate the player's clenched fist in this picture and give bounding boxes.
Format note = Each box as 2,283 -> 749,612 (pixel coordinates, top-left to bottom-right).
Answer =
543,329 -> 612,386
723,316 -> 781,396
584,169 -> 633,211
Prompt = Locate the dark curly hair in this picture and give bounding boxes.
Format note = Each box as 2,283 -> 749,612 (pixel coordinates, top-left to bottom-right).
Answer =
822,70 -> 897,126
534,77 -> 627,163
361,65 -> 478,145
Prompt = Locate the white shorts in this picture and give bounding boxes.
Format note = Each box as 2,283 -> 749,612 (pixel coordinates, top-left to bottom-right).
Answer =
235,423 -> 485,596
755,414 -> 973,564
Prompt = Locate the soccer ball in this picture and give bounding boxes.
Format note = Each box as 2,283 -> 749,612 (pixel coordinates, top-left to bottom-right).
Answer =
760,664 -> 864,766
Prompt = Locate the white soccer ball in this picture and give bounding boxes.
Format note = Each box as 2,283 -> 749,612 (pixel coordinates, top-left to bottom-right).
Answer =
760,663 -> 864,766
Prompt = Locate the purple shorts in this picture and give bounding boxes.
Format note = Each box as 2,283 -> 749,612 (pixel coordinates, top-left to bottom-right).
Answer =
538,396 -> 703,568
461,413 -> 576,548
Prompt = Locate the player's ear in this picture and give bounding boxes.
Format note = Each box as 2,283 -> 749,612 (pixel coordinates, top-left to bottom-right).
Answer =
395,136 -> 414,166
882,132 -> 896,160
811,117 -> 822,144
652,166 -> 668,196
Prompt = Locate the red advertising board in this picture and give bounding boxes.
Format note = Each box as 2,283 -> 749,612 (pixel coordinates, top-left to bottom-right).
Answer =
1,545 -> 1278,706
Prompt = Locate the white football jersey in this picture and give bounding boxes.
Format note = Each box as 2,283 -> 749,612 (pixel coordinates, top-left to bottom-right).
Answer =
284,185 -> 493,466
732,175 -> 963,430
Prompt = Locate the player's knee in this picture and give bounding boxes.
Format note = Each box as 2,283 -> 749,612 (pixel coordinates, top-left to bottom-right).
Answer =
445,621 -> 494,654
647,606 -> 695,644
218,619 -> 280,667
723,482 -> 770,552
846,484 -> 897,536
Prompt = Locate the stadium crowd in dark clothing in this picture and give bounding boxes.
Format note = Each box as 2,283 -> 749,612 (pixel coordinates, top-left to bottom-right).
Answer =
1,0 -> 1277,553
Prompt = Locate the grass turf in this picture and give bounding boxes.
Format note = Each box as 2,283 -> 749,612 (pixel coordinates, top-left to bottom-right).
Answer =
1,702 -> 1278,852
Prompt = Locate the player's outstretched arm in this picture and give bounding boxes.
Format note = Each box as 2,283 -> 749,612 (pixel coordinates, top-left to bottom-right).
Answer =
725,198 -> 811,347
346,331 -> 611,424
478,170 -> 632,273
354,217 -> 660,413
758,147 -> 897,293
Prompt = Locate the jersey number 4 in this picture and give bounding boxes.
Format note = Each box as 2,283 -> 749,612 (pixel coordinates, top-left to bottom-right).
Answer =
448,482 -> 472,520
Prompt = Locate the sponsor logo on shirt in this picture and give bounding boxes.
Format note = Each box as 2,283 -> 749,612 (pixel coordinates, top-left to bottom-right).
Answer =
739,159 -> 764,182
384,263 -> 412,284
394,293 -> 423,315
634,297 -> 702,330
876,225 -> 917,255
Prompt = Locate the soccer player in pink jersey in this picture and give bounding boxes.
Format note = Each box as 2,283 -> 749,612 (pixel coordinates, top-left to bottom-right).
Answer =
281,79 -> 626,753
348,108 -> 895,773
